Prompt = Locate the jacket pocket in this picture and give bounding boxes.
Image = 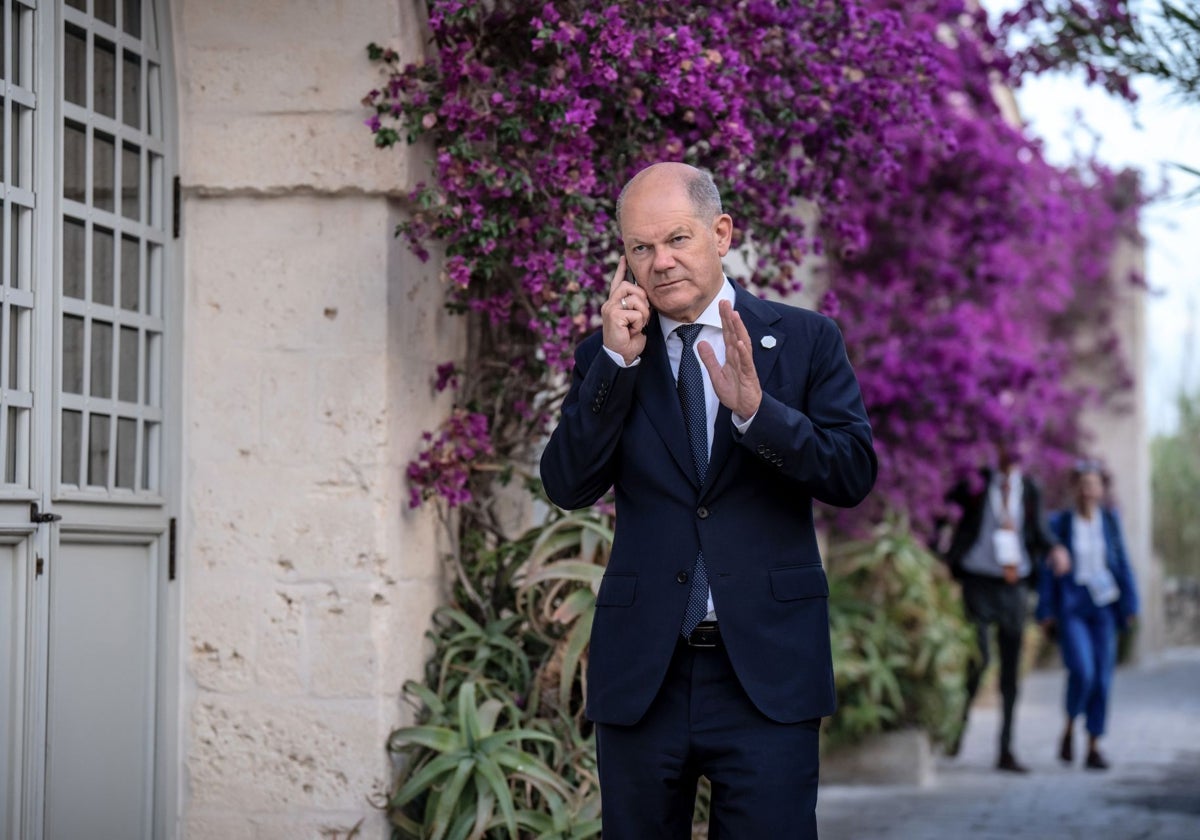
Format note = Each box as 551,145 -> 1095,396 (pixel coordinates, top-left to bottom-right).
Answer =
596,574 -> 637,607
770,565 -> 829,602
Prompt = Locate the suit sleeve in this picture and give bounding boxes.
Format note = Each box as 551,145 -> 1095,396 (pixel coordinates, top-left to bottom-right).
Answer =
539,336 -> 637,510
1035,510 -> 1066,623
1106,509 -> 1140,623
1025,480 -> 1061,558
736,316 -> 876,508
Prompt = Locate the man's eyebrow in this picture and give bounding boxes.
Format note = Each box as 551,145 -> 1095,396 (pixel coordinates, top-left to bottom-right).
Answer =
624,224 -> 696,246
628,225 -> 692,244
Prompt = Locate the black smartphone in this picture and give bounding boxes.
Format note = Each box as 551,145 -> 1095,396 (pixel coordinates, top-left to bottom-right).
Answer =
626,267 -> 637,286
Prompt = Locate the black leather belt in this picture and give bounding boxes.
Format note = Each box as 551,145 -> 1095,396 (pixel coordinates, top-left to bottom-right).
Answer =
685,621 -> 721,649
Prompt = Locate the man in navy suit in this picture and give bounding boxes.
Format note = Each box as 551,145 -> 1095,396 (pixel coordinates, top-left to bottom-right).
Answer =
540,162 -> 877,838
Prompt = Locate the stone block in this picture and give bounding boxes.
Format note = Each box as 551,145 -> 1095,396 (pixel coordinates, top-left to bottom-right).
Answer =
265,488 -> 384,580
188,697 -> 387,811
187,584 -> 258,693
310,584 -> 380,699
186,348 -> 263,462
379,578 -> 441,693
186,460 -> 298,575
177,0 -> 418,55
184,813 -> 256,840
185,196 -> 392,352
174,0 -> 428,193
252,810 -> 390,840
822,729 -> 935,786
256,585 -> 308,694
183,46 -> 373,114
257,352 -> 320,465
313,354 -> 390,465
181,113 -> 413,195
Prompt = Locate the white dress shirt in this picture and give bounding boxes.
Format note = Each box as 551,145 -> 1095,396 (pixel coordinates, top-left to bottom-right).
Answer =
1072,511 -> 1120,606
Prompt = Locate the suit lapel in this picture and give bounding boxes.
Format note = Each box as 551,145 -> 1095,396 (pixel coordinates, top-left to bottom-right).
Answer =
702,286 -> 784,497
635,316 -> 698,487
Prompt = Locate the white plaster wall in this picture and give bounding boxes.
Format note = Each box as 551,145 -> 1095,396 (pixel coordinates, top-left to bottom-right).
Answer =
1077,235 -> 1164,660
173,1 -> 456,836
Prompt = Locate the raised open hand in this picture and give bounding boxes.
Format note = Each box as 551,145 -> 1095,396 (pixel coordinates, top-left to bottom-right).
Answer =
697,299 -> 761,420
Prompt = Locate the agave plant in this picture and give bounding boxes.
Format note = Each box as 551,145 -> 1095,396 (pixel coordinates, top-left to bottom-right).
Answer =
824,515 -> 975,750
425,606 -> 532,703
515,510 -> 612,719
512,788 -> 603,840
389,680 -> 570,840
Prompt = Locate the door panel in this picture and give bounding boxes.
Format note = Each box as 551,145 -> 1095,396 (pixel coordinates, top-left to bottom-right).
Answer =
0,1 -> 176,837
43,538 -> 157,840
0,539 -> 27,840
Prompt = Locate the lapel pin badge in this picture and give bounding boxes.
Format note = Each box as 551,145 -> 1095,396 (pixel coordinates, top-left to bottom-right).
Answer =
760,335 -> 777,349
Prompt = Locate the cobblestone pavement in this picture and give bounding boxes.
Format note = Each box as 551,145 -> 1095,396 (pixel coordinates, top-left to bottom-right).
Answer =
818,647 -> 1200,839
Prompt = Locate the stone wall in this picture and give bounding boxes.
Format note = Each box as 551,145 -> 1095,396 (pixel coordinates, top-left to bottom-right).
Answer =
172,2 -> 454,836
1074,233 -> 1164,661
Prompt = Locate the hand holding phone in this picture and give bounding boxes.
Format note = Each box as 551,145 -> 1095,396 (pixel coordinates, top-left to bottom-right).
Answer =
602,255 -> 649,364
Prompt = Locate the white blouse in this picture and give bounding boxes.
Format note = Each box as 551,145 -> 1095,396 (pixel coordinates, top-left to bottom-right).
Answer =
1071,512 -> 1120,607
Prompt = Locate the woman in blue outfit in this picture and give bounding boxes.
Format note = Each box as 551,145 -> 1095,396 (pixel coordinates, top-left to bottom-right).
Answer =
1037,461 -> 1139,770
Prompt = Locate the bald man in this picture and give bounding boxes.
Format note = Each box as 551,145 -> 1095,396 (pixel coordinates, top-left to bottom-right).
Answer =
541,163 -> 877,837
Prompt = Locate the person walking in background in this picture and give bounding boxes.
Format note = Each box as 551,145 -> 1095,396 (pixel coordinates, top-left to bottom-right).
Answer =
939,443 -> 1069,772
540,162 -> 876,838
1038,459 -> 1139,770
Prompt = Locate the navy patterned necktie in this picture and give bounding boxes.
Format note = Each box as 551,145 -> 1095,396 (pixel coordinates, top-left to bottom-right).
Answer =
676,324 -> 710,636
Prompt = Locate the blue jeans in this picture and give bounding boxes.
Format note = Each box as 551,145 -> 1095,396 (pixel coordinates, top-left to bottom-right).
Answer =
1060,602 -> 1117,736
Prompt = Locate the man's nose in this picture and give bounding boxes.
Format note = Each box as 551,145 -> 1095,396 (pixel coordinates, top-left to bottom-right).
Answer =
652,247 -> 675,272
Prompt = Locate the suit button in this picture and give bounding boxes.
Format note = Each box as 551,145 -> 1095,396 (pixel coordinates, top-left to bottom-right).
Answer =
697,506 -> 709,519
676,571 -> 688,584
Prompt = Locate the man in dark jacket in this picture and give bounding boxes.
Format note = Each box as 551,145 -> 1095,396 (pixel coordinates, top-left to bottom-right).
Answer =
940,444 -> 1068,772
541,162 -> 877,837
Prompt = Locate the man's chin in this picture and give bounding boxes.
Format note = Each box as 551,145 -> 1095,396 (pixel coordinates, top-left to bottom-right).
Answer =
648,284 -> 695,318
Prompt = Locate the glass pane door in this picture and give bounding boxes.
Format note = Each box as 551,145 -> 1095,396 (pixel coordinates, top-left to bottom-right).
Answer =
60,0 -> 164,499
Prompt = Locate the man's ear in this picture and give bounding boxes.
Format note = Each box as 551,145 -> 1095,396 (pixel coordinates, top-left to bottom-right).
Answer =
713,213 -> 733,256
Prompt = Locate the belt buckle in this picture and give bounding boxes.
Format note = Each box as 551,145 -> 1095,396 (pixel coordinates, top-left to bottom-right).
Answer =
687,622 -> 720,649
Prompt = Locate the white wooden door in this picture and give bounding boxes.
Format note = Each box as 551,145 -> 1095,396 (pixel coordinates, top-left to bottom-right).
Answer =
1,1 -> 177,837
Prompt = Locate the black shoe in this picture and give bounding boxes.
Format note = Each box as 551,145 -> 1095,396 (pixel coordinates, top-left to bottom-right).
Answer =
1059,729 -> 1073,764
1085,749 -> 1110,770
997,751 -> 1030,773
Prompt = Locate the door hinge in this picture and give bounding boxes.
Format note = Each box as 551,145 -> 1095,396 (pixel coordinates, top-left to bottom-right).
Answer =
36,555 -> 44,577
168,517 -> 177,581
30,503 -> 63,524
172,175 -> 181,238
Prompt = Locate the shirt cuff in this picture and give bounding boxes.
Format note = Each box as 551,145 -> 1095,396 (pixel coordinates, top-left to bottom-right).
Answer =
602,345 -> 641,368
732,411 -> 756,434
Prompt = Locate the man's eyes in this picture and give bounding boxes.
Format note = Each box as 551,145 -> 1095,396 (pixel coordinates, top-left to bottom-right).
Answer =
630,236 -> 688,253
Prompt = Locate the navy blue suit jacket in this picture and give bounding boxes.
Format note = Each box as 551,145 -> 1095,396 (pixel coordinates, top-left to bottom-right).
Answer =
539,285 -> 877,726
1036,508 -> 1139,628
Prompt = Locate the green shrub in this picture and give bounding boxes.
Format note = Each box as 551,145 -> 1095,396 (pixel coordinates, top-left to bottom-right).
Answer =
824,516 -> 975,751
388,506 -> 608,838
